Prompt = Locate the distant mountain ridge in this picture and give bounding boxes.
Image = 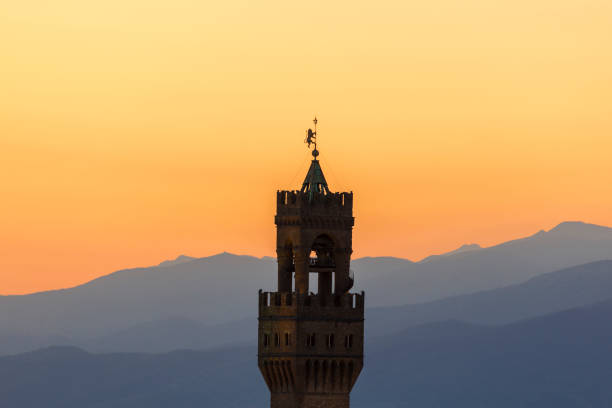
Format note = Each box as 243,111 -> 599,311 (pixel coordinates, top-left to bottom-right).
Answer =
3,298 -> 612,407
355,221 -> 612,306
157,254 -> 196,267
1,221 -> 612,356
419,243 -> 482,263
356,298 -> 612,407
68,259 -> 612,353
366,259 -> 612,337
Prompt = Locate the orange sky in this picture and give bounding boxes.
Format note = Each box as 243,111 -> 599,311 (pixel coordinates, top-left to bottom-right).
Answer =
1,0 -> 611,294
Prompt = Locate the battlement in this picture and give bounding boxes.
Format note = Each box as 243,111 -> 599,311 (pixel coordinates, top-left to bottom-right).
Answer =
259,290 -> 364,321
276,190 -> 353,217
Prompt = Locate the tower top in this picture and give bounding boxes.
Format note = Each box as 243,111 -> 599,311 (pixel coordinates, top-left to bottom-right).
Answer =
301,117 -> 331,198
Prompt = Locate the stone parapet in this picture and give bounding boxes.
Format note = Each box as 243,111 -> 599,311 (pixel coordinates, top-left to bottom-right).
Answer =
259,291 -> 364,321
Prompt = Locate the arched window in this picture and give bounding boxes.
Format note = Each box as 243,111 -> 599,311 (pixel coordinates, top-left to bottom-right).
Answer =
310,235 -> 335,268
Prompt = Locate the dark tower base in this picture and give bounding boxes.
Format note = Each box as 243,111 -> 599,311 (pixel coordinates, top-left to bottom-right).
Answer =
258,291 -> 364,408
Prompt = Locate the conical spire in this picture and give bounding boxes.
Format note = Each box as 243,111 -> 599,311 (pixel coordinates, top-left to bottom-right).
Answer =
301,159 -> 331,196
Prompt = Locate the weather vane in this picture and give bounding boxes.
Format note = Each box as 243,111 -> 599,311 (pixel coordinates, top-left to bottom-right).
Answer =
305,117 -> 319,159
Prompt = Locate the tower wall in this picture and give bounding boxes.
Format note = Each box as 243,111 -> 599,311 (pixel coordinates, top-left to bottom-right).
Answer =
275,190 -> 354,295
259,160 -> 363,408
258,291 -> 364,408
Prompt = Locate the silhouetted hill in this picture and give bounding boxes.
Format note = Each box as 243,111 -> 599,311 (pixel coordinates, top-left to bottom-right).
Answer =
3,300 -> 612,407
355,299 -> 612,407
356,221 -> 612,306
0,253 -> 276,348
1,221 -> 612,355
86,316 -> 256,353
418,243 -> 482,263
0,345 -> 265,408
86,259 -> 612,353
366,259 -> 612,336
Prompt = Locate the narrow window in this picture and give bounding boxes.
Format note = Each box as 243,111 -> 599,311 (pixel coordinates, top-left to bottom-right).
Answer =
327,334 -> 335,349
274,333 -> 280,347
263,334 -> 270,347
285,333 -> 290,346
306,333 -> 316,347
345,334 -> 354,349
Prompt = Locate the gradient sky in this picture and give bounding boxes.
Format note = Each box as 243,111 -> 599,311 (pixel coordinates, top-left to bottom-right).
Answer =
1,0 -> 611,294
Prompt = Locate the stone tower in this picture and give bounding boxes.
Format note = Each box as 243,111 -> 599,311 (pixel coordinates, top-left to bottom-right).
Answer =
258,119 -> 364,408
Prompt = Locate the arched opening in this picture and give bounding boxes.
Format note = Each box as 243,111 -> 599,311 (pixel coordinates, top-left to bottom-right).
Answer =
277,241 -> 295,293
308,234 -> 336,296
310,235 -> 335,268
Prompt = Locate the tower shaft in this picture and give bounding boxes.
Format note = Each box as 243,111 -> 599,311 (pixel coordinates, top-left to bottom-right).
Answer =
258,180 -> 364,408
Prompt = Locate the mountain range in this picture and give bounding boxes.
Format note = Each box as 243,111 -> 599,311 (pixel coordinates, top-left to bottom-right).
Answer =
355,298 -> 612,408
1,220 -> 612,406
355,221 -> 612,306
85,259 -> 612,353
3,298 -> 612,407
1,221 -> 612,355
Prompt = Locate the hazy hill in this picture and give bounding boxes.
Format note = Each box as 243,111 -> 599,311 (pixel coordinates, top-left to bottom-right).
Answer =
355,299 -> 612,407
83,259 -> 612,353
85,316 -> 256,353
1,221 -> 612,355
418,243 -> 482,263
3,299 -> 612,407
0,345 -> 264,408
356,221 -> 612,306
366,259 -> 612,337
0,253 -> 276,342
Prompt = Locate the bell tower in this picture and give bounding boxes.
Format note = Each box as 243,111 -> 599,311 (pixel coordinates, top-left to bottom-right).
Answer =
258,119 -> 364,408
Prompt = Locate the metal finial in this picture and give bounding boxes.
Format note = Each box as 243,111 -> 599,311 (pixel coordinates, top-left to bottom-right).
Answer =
305,117 -> 319,159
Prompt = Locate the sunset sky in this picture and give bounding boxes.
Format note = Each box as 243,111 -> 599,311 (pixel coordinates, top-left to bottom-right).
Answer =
1,0 -> 611,294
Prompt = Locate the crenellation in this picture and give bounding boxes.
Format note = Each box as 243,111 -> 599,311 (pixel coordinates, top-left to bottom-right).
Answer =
259,292 -> 364,319
276,191 -> 353,218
